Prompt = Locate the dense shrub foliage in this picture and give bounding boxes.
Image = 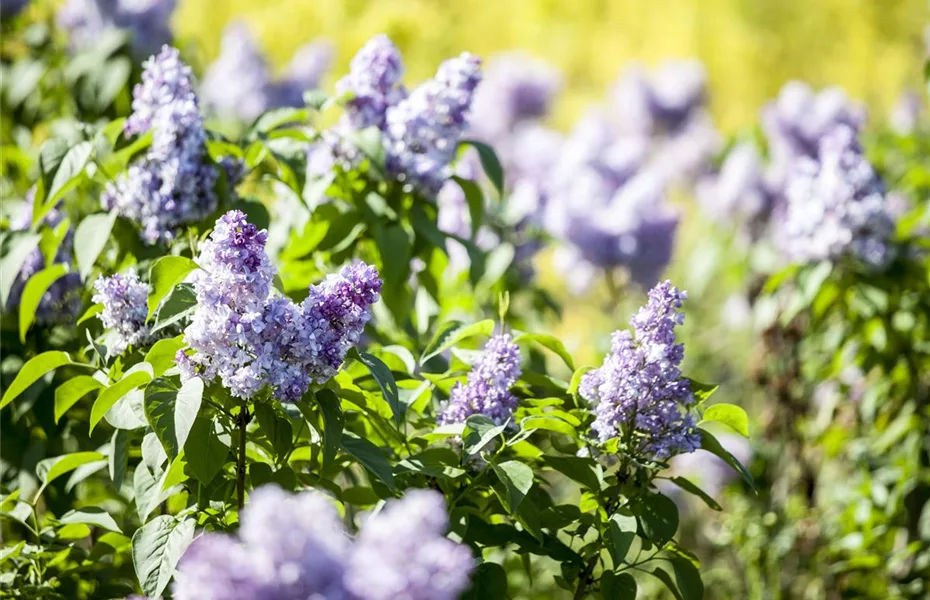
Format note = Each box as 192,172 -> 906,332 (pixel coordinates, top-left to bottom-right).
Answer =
1,4 -> 928,600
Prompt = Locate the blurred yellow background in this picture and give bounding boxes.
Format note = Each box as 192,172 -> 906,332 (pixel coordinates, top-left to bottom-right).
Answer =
177,0 -> 928,133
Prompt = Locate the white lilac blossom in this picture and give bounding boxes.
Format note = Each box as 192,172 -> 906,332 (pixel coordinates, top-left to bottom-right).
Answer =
336,34 -> 407,131
579,280 -> 700,460
345,490 -> 475,600
178,211 -> 381,401
92,272 -> 151,354
470,53 -> 562,141
437,333 -> 522,425
202,23 -> 332,122
57,0 -> 175,57
173,486 -> 472,600
6,190 -> 81,324
781,125 -> 895,268
103,46 -> 217,244
385,53 -> 483,195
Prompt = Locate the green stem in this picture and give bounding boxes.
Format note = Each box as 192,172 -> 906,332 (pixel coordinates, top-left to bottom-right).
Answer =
236,406 -> 251,512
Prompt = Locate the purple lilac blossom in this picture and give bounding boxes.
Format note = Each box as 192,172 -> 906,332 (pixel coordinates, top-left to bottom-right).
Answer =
780,125 -> 895,268
579,280 -> 700,460
92,272 -> 151,354
179,211 -> 381,401
611,60 -> 708,137
437,333 -> 522,425
103,46 -> 217,244
174,486 -> 472,600
385,52 -> 482,195
57,0 -> 175,57
889,90 -> 922,135
345,490 -> 475,600
470,53 -> 562,141
336,34 -> 407,131
270,40 -> 334,108
696,141 -> 776,235
6,190 -> 81,324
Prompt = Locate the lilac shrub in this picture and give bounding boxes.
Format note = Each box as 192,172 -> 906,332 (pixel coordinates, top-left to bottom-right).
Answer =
173,486 -> 473,600
580,280 -> 700,459
103,46 -> 217,244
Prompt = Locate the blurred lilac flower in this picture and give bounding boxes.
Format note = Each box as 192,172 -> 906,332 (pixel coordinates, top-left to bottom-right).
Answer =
780,125 -> 895,268
336,34 -> 407,131
385,52 -> 482,195
6,190 -> 81,324
580,280 -> 700,460
346,490 -> 475,600
611,60 -> 708,137
270,40 -> 334,108
889,90 -> 923,135
92,272 -> 151,354
696,141 -> 775,234
438,333 -> 522,426
104,46 -> 217,244
57,0 -> 176,57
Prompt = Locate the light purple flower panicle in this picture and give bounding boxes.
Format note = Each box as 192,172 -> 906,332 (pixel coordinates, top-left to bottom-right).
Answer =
103,46 -> 217,244
385,52 -> 482,195
57,0 -> 176,56
179,211 -> 381,402
345,490 -> 475,600
781,125 -> 895,268
173,486 -> 473,600
336,34 -> 407,131
6,190 -> 82,324
438,333 -> 522,426
92,272 -> 152,354
580,280 -> 700,460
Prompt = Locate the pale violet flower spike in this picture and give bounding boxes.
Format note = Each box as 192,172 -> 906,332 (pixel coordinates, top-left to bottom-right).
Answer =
781,125 -> 895,269
57,0 -> 176,57
92,272 -> 152,354
580,280 -> 700,460
437,333 -> 522,426
336,34 -> 406,131
385,52 -> 482,195
103,46 -> 217,244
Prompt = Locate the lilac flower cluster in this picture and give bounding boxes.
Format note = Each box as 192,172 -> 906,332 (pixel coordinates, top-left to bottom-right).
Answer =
780,125 -> 895,268
6,190 -> 81,324
336,35 -> 407,131
202,22 -> 333,123
178,210 -> 381,402
438,334 -> 522,426
57,0 -> 175,57
103,46 -> 217,244
92,272 -> 152,354
173,486 -> 473,600
579,281 -> 700,460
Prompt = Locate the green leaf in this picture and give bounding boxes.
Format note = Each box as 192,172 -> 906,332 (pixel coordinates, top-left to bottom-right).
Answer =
464,414 -> 508,455
462,562 -> 508,600
420,319 -> 495,365
670,555 -> 704,600
355,351 -> 403,426
700,403 -> 750,438
2,351 -> 89,409
144,337 -> 186,377
348,126 -> 386,170
144,377 -> 182,459
602,572 -> 637,599
0,232 -> 41,308
147,256 -> 199,321
174,377 -> 203,450
543,456 -> 602,492
341,432 -> 394,491
59,507 -> 122,533
460,139 -> 504,197
452,176 -> 484,238
638,492 -> 679,547
109,429 -> 130,489
184,417 -> 229,484
250,107 -> 309,134
18,263 -> 69,341
132,515 -> 195,599
519,415 -> 576,438
316,389 -> 344,470
687,379 -> 718,403
74,211 -> 117,279
77,303 -> 104,325
46,141 -> 93,207
669,476 -> 722,511
151,283 -> 197,334
90,368 -> 153,433
492,460 -> 533,512
698,428 -> 755,490
0,542 -> 25,567
651,566 -> 685,600
35,452 -> 106,496
254,402 -> 293,463
54,375 -> 103,422
607,511 -> 637,565
514,332 -> 575,371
